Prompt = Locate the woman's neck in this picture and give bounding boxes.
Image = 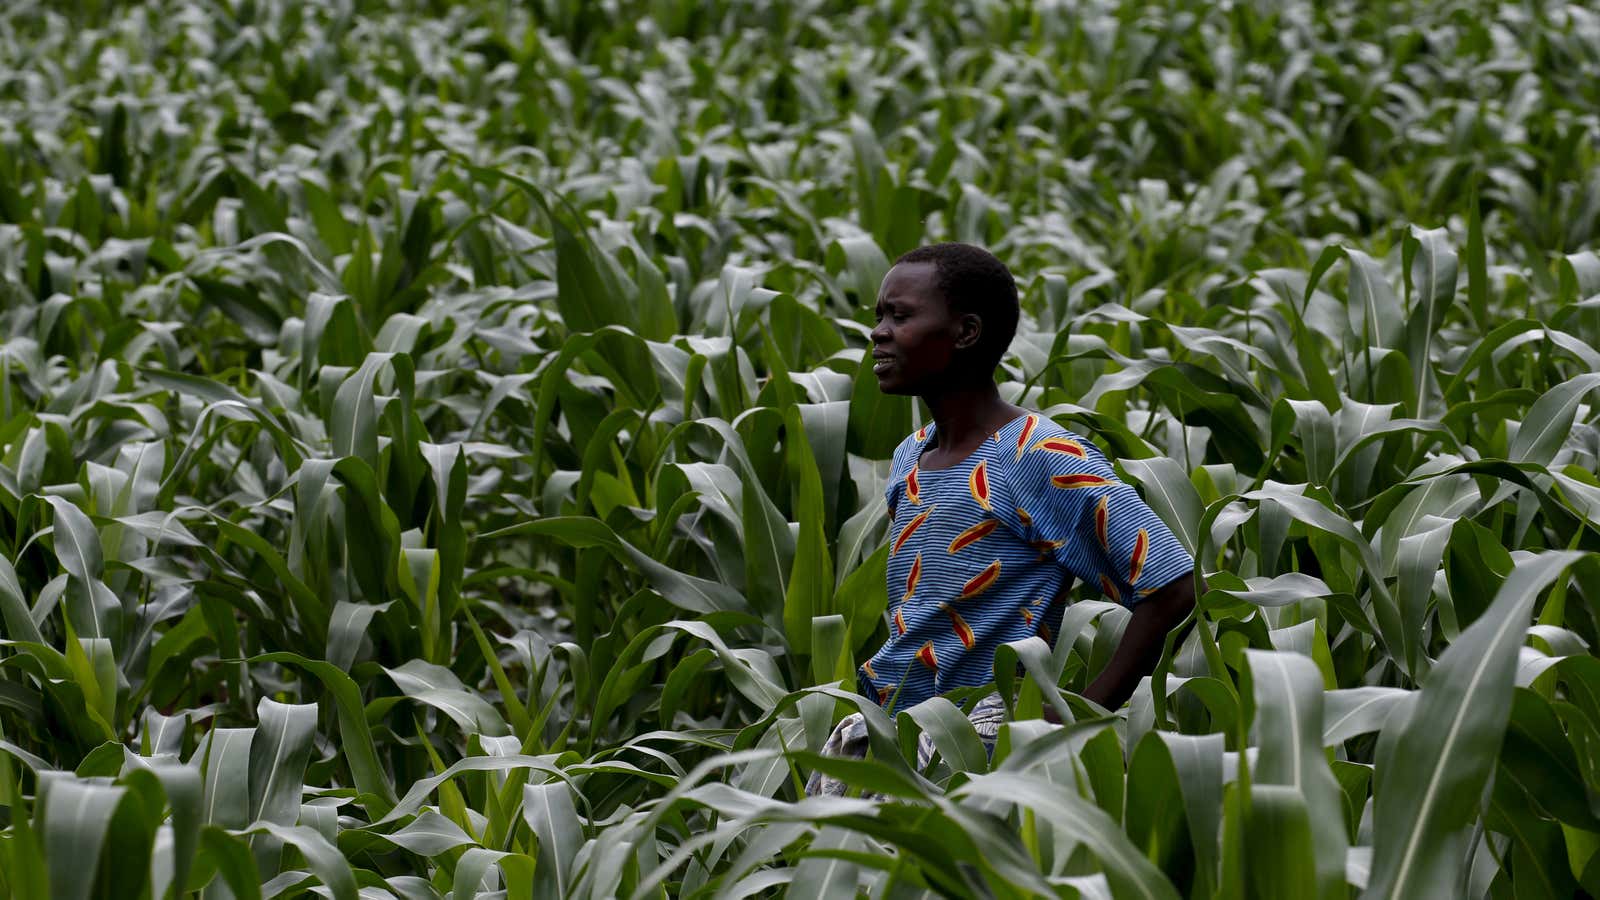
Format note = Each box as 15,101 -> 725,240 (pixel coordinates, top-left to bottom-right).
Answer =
920,382 -> 1025,466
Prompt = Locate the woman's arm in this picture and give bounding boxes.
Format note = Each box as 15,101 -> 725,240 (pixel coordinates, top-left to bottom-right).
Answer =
1080,572 -> 1201,711
997,431 -> 1201,719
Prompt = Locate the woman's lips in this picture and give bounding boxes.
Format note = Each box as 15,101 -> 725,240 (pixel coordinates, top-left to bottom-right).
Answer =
872,355 -> 894,374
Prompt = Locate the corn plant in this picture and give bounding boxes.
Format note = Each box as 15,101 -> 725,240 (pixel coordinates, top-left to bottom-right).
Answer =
1,0 -> 1599,897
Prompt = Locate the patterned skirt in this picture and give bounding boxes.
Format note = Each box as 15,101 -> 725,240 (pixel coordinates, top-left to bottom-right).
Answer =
804,692 -> 1006,797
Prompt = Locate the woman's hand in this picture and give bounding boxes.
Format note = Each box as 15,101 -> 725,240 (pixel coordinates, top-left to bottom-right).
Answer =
1038,572 -> 1203,722
1081,572 -> 1200,711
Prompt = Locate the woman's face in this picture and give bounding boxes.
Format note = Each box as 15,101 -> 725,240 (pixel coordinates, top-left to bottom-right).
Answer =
869,262 -> 977,396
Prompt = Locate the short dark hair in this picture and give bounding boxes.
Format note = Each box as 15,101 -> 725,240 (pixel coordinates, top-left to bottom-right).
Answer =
894,242 -> 1019,370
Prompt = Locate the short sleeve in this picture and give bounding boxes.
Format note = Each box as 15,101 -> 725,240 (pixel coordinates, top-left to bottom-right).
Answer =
997,429 -> 1193,608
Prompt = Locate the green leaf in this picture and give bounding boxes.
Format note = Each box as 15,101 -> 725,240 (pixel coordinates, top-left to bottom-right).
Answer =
44,495 -> 117,643
1244,650 -> 1347,900
249,653 -> 397,816
1365,550 -> 1588,900
899,697 -> 989,775
199,728 -> 256,829
783,405 -> 835,656
1444,517 -> 1514,631
952,771 -> 1181,900
150,761 -> 204,896
739,450 -> 795,628
1342,247 -> 1405,350
452,847 -> 535,900
381,809 -> 476,856
1245,785 -> 1319,900
790,827 -> 863,899
1508,373 -> 1600,465
377,755 -> 565,827
1322,687 -> 1411,746
248,698 -> 318,828
1,763 -> 48,897
834,543 -> 889,654
244,821 -> 358,900
847,349 -> 912,460
523,780 -> 585,899
38,776 -> 125,900
103,769 -> 161,899
210,514 -> 328,646
1401,225 -> 1458,417
325,600 -> 387,672
197,826 -> 263,900
0,553 -> 44,644
1125,731 -> 1194,884
484,516 -> 749,616
62,636 -> 117,738
330,455 -> 404,605
1466,185 -> 1488,329
1119,455 -> 1204,556
808,614 -> 852,686
1127,731 -> 1224,896
383,658 -> 510,736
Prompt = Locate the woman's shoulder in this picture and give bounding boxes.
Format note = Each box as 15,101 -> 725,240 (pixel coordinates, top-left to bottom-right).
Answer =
1018,412 -> 1091,444
992,413 -> 1099,465
991,413 -> 1119,491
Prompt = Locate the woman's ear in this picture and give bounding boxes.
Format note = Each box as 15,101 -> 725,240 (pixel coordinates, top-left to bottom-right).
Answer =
954,312 -> 984,351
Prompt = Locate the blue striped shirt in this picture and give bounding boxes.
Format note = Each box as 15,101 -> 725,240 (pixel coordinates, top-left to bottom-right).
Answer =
859,413 -> 1194,710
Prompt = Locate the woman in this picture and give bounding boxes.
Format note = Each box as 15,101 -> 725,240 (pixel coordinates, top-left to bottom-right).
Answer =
808,242 -> 1198,796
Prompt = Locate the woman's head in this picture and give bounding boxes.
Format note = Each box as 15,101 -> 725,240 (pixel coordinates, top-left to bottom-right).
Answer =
869,242 -> 1019,396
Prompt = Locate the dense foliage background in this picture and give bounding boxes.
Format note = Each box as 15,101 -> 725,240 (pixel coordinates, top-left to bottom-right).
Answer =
2,0 -> 1600,897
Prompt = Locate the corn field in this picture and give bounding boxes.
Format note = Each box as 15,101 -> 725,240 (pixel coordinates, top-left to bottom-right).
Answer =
2,0 -> 1600,897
